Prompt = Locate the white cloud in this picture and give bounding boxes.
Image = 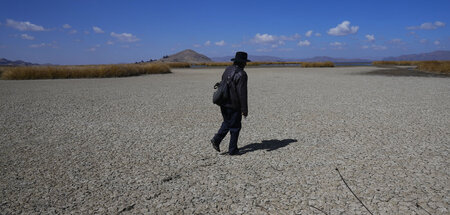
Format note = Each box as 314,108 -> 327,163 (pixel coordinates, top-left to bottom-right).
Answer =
93,26 -> 104,34
365,34 -> 375,42
298,40 -> 310,47
305,30 -> 313,37
215,40 -> 225,46
327,21 -> 359,36
255,48 -> 272,52
69,29 -> 77,34
84,30 -> 90,35
30,43 -> 47,48
372,45 -> 387,50
106,40 -> 114,45
21,34 -> 34,40
330,42 -> 343,46
88,44 -> 101,52
419,23 -> 435,30
315,33 -> 321,37
362,44 -> 386,50
6,19 -> 45,31
252,33 -> 300,45
435,21 -> 445,27
420,39 -> 428,44
389,38 -> 403,44
204,41 -> 211,46
407,21 -> 446,30
253,33 -> 276,43
434,40 -> 440,45
110,32 -> 140,42
193,44 -> 201,48
63,24 -> 71,29
30,42 -> 57,48
278,48 -> 294,52
280,33 -> 301,41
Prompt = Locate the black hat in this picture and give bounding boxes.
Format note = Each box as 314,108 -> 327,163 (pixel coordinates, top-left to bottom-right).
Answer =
231,51 -> 251,62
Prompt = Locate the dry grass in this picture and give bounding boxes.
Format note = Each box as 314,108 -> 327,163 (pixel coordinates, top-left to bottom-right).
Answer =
1,63 -> 171,80
191,61 -> 332,67
0,66 -> 7,77
416,61 -> 450,74
248,62 -> 303,66
163,62 -> 191,68
372,61 -> 418,66
301,61 -> 335,67
373,61 -> 450,74
193,62 -> 232,67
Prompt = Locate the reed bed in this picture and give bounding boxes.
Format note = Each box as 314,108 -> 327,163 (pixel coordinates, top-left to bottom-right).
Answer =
1,63 -> 171,80
163,62 -> 191,68
248,62 -> 304,66
373,60 -> 450,74
193,62 -> 232,67
372,61 -> 419,66
416,61 -> 450,74
301,61 -> 335,67
192,61 -> 314,67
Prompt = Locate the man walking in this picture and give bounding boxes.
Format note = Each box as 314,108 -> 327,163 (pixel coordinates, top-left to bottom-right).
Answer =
211,51 -> 249,155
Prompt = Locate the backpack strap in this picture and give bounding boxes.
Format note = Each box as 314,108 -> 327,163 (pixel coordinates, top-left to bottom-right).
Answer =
226,65 -> 238,85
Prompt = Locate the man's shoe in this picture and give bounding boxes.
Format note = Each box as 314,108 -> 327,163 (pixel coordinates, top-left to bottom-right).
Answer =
211,139 -> 220,152
228,150 -> 240,156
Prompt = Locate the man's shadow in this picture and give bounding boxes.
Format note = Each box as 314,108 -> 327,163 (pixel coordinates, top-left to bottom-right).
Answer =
239,139 -> 297,154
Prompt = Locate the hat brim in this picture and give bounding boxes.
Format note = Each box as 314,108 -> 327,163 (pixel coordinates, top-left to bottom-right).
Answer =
230,58 -> 251,62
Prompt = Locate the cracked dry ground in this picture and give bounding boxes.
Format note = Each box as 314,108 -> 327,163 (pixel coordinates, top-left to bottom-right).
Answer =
1,66 -> 449,214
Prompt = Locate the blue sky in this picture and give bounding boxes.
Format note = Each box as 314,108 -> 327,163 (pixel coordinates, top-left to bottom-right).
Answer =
0,0 -> 449,65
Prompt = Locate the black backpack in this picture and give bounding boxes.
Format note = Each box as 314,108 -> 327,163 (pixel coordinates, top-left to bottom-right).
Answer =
212,70 -> 236,106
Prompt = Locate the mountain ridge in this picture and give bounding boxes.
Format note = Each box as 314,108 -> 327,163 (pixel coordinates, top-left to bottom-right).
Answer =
382,50 -> 450,61
0,58 -> 39,66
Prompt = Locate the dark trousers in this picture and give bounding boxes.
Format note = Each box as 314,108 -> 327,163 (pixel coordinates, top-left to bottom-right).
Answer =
212,106 -> 242,153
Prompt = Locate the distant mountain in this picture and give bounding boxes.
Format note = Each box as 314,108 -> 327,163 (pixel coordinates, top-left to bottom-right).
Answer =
159,49 -> 212,63
298,56 -> 371,62
0,58 -> 38,66
212,55 -> 370,62
211,55 -> 285,62
383,50 -> 450,61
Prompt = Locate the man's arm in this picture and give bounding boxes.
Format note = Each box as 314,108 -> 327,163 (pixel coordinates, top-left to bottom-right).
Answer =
237,72 -> 248,116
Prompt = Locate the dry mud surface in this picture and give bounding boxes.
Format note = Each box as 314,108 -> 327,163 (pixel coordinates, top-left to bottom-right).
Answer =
1,66 -> 449,214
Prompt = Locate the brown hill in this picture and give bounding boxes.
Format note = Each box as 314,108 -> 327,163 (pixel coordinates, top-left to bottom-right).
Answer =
159,49 -> 212,63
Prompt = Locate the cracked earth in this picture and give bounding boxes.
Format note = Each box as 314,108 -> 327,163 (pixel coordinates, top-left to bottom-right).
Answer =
1,66 -> 449,214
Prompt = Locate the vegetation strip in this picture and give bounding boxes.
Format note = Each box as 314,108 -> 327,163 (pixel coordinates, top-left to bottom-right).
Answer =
0,63 -> 171,80
169,61 -> 335,68
373,60 -> 450,74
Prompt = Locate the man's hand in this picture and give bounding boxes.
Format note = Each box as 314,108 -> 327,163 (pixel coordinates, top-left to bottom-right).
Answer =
242,112 -> 248,119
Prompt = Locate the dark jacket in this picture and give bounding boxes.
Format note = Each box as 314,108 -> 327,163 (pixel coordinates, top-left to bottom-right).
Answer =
222,65 -> 248,115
